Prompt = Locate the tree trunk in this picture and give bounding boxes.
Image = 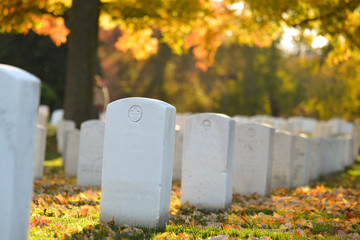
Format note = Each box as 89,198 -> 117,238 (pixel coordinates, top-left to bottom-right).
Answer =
64,0 -> 100,128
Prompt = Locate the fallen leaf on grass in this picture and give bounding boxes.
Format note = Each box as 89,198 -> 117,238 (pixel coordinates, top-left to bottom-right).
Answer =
54,194 -> 68,204
79,206 -> 89,216
30,216 -> 51,227
222,223 -> 232,230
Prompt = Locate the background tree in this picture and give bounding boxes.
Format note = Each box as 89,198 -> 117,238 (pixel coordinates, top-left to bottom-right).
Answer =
1,0 -> 360,123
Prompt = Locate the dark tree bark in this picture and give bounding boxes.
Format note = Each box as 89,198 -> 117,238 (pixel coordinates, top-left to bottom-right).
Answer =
64,0 -> 100,128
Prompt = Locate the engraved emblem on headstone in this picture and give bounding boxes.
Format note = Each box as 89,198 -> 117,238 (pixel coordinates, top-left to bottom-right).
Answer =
247,127 -> 256,138
201,119 -> 211,131
128,105 -> 142,122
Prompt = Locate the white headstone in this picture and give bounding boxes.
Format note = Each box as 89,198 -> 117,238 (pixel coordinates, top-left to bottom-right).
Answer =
301,118 -> 316,133
100,97 -> 176,228
56,119 -> 75,154
330,138 -> 341,173
0,64 -> 40,240
50,109 -> 64,126
181,113 -> 235,210
352,135 -> 359,162
37,105 -> 50,127
233,123 -> 274,196
277,121 -> 295,133
233,115 -> 251,124
290,135 -> 310,188
77,120 -> 105,186
271,130 -> 294,189
338,138 -> 346,171
34,125 -> 47,179
176,113 -> 191,130
64,129 -> 80,177
342,122 -> 354,135
272,117 -> 287,129
353,122 -> 360,149
287,117 -> 303,133
172,125 -> 183,181
313,122 -> 331,138
308,138 -> 320,182
344,136 -> 353,167
318,139 -> 331,176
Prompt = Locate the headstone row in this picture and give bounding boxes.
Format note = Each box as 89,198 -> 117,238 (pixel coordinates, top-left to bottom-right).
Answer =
5,64 -> 358,238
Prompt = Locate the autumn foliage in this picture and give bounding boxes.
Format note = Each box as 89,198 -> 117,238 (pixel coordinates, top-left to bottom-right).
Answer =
30,158 -> 360,239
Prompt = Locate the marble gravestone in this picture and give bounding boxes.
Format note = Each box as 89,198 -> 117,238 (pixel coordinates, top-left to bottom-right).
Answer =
0,64 -> 40,240
77,120 -> 105,186
233,123 -> 274,196
64,129 -> 80,177
330,138 -> 341,173
277,121 -> 295,133
313,122 -> 331,138
290,135 -> 310,188
181,113 -> 235,210
37,105 -> 50,127
172,125 -> 183,181
308,138 -> 320,182
175,113 -> 191,131
34,125 -> 47,179
271,130 -> 294,190
338,138 -> 346,171
344,137 -> 353,167
56,119 -> 75,154
318,139 -> 330,176
50,109 -> 64,126
352,135 -> 359,161
100,97 -> 176,228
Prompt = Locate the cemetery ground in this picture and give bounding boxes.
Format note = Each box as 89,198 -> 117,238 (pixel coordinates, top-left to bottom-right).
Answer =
30,130 -> 360,240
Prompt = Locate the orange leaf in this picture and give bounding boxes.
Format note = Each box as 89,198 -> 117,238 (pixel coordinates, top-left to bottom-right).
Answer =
79,206 -> 89,216
30,216 -> 51,228
222,223 -> 232,230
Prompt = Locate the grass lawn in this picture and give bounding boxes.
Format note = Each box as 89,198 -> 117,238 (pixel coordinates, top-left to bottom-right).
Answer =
30,156 -> 360,240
